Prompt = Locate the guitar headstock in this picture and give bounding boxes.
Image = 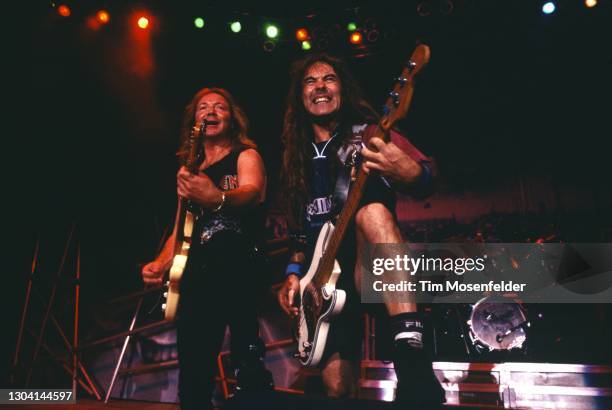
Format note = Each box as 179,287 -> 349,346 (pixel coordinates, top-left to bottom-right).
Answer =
184,120 -> 206,172
380,44 -> 431,132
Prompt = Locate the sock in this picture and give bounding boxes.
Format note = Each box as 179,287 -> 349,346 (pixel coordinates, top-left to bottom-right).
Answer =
390,312 -> 424,349
390,313 -> 445,405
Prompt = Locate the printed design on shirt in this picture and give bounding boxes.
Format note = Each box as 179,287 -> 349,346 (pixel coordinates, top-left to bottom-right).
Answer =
199,214 -> 242,243
311,136 -> 336,159
306,194 -> 333,222
220,174 -> 238,191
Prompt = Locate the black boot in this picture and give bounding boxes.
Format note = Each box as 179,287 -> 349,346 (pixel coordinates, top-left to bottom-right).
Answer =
232,338 -> 274,394
393,339 -> 445,408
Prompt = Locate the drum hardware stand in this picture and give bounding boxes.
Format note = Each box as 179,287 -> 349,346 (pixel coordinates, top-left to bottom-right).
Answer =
496,320 -> 530,344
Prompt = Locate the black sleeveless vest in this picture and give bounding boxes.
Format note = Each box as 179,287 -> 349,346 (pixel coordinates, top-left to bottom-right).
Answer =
194,147 -> 263,245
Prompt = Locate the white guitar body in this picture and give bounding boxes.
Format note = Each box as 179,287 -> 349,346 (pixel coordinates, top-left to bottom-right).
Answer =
163,209 -> 195,321
296,221 -> 346,367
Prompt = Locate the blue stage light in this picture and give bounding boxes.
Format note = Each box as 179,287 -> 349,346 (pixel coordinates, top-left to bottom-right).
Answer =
542,2 -> 556,14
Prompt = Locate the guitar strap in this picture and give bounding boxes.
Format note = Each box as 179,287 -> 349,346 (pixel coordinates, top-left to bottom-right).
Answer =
332,124 -> 378,214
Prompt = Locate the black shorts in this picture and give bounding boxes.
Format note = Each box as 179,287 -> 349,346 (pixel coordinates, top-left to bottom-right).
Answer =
315,172 -> 397,364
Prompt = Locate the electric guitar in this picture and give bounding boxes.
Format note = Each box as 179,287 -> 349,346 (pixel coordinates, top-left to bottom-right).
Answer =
162,120 -> 206,320
295,44 -> 431,366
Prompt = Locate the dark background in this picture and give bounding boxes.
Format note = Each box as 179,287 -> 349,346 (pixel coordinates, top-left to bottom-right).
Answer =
10,0 -> 612,387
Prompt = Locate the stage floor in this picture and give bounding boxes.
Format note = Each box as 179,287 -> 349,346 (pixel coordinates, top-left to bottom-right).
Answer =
0,398 -> 502,410
0,399 -> 179,409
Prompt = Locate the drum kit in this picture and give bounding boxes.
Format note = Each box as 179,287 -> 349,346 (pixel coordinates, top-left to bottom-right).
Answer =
467,295 -> 529,352
431,296 -> 532,357
452,243 -> 542,355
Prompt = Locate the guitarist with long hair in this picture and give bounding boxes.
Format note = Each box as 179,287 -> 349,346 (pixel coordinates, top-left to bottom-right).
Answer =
277,54 -> 445,406
141,87 -> 273,410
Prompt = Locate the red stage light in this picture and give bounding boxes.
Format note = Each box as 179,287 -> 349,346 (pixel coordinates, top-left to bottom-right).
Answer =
296,28 -> 309,41
58,5 -> 71,17
138,16 -> 149,29
349,31 -> 363,45
96,10 -> 110,24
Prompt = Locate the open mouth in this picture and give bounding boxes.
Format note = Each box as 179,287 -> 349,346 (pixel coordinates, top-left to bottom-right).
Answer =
312,96 -> 331,104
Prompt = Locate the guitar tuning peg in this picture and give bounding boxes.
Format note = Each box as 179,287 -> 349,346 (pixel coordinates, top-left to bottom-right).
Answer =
161,303 -> 167,311
396,76 -> 407,85
163,292 -> 168,298
407,60 -> 416,70
388,91 -> 400,106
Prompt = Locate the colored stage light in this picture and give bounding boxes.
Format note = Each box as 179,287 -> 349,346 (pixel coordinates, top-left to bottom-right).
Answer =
349,31 -> 363,45
347,22 -> 357,32
301,41 -> 312,51
585,0 -> 597,7
96,10 -> 110,24
265,24 -> 279,39
542,2 -> 556,14
58,5 -> 71,17
296,28 -> 309,41
194,17 -> 205,29
230,21 -> 242,33
138,16 -> 149,29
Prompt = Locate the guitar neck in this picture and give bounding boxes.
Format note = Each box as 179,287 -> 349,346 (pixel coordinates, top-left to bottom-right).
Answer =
310,43 -> 429,289
176,136 -> 201,250
313,125 -> 389,288
173,197 -> 188,254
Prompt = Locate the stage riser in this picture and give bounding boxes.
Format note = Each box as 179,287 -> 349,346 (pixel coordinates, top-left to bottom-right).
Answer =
360,361 -> 612,409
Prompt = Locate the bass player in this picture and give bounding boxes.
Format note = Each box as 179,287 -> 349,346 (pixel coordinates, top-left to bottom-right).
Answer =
277,54 -> 445,407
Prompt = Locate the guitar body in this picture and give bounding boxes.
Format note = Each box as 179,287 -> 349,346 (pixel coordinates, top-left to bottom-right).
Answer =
164,208 -> 195,321
296,221 -> 346,366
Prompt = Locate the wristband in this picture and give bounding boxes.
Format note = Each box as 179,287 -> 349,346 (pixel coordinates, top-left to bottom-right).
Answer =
285,263 -> 302,277
419,162 -> 432,187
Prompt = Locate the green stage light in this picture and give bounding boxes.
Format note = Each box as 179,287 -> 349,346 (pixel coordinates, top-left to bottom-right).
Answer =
347,22 -> 357,31
301,41 -> 311,51
230,21 -> 242,33
194,17 -> 205,29
265,24 -> 279,39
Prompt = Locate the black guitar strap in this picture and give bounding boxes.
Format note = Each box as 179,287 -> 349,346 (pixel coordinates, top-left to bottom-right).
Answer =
332,124 -> 377,214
